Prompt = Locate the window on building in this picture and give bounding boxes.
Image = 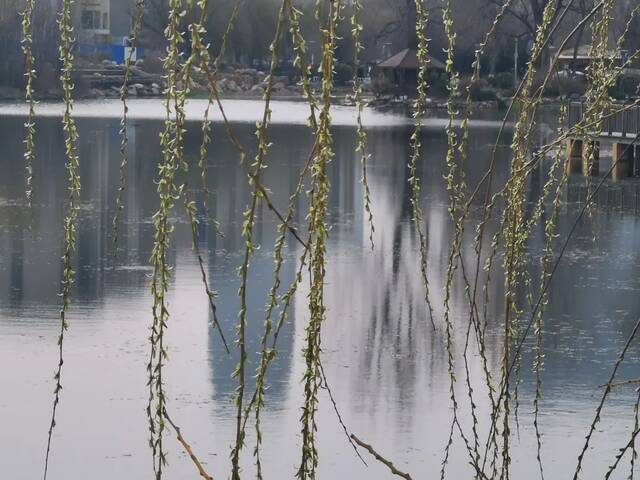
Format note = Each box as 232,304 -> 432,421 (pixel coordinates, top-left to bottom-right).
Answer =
81,10 -> 101,30
102,12 -> 108,29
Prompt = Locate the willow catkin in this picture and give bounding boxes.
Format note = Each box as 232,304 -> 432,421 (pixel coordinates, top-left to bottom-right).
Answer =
350,0 -> 374,250
230,2 -> 288,478
288,0 -> 319,127
473,0 -> 564,472
575,317 -> 640,479
147,0 -> 185,476
579,0 -> 615,214
409,0 -> 436,330
21,0 -> 640,478
530,101 -> 569,480
240,2 -> 321,459
195,0 -> 243,234
43,0 -> 81,477
298,2 -> 341,478
172,0 -> 231,352
112,0 -> 145,254
20,0 -> 36,207
241,26 -> 320,444
439,0 -> 463,475
248,61 -> 318,479
446,1 -> 514,469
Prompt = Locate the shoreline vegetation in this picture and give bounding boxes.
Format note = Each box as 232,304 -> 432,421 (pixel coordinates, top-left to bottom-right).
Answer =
0,58 -> 511,111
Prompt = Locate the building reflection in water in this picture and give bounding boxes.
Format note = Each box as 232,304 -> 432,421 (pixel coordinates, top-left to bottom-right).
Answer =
0,110 -> 639,479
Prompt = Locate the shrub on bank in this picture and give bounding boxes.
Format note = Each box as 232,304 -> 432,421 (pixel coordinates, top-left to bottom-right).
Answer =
490,72 -> 514,90
334,63 -> 353,86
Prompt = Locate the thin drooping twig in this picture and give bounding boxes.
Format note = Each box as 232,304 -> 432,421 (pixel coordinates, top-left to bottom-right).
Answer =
178,0 -> 232,353
147,0 -> 186,476
191,33 -> 307,251
164,410 -> 214,480
441,0 -> 515,474
475,125 -> 639,476
476,3 -> 611,472
439,0 -> 465,474
112,0 -> 145,255
604,425 -> 640,480
43,0 -> 82,477
351,0 -> 375,250
351,435 -> 413,480
530,102 -> 570,480
318,357 -> 367,466
183,189 -> 230,353
298,1 -> 341,477
196,0 -> 243,234
230,2 -> 289,477
465,0 -> 605,359
240,230 -> 313,441
573,317 -> 640,480
20,0 -> 36,207
631,388 -> 640,480
239,20 -> 321,430
599,378 -> 640,389
481,133 -> 640,475
246,118 -> 318,477
408,0 -> 436,331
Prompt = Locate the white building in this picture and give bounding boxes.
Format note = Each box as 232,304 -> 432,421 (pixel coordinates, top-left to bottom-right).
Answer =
74,0 -> 132,46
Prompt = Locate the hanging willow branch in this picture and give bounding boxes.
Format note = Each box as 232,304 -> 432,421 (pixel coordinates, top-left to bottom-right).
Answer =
350,0 -> 374,250
298,1 -> 341,478
444,1 -> 514,473
43,0 -> 81,477
318,356 -> 367,465
22,0 -> 640,477
529,100 -> 569,480
230,2 -> 289,478
408,0 -> 436,331
239,4 -> 324,469
573,317 -> 640,480
147,0 -> 186,476
470,0 -> 566,474
247,147 -> 317,478
438,0 -> 465,474
174,0 -> 232,353
189,13 -> 308,250
196,0 -> 243,234
112,0 -> 146,254
20,0 -> 36,207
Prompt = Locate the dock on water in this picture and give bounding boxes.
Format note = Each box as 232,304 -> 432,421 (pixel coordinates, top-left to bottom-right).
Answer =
565,100 -> 640,180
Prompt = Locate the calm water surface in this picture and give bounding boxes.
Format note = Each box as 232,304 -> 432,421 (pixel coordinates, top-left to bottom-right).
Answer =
0,99 -> 638,479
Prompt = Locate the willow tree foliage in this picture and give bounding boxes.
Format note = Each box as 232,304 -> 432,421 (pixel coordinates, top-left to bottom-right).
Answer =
19,0 -> 640,479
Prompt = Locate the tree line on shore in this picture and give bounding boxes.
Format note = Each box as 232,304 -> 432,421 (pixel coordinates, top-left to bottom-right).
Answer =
0,0 -> 638,96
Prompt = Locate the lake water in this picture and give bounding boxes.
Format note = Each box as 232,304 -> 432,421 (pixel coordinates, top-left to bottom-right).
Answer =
0,99 -> 638,480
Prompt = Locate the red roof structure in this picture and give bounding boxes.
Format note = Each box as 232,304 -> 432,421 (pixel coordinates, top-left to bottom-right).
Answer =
377,48 -> 445,71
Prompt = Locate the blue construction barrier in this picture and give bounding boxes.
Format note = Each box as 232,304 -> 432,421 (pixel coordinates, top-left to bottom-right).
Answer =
77,44 -> 145,64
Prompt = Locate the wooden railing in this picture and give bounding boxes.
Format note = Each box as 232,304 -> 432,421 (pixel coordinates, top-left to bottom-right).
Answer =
568,100 -> 640,137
